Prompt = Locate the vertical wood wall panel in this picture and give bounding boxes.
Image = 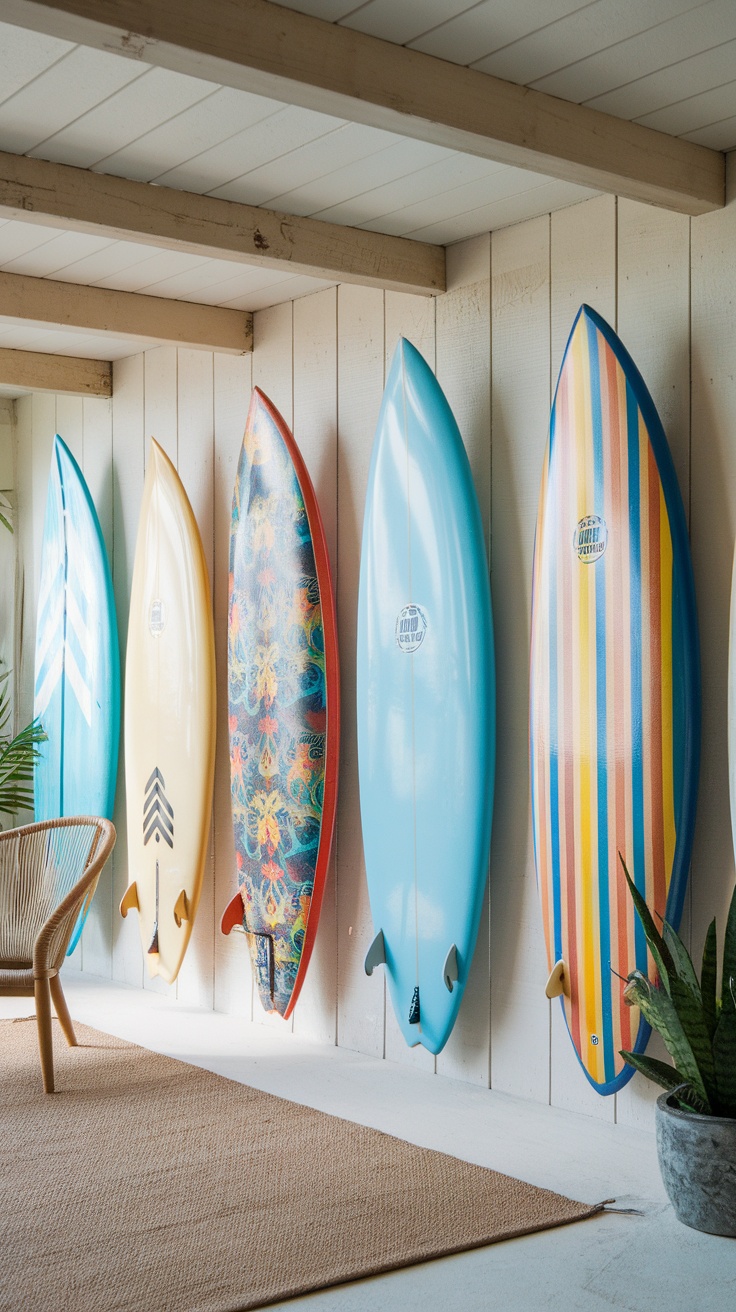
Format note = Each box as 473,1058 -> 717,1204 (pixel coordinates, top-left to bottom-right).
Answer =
176,350 -> 216,1012
335,283 -> 385,1059
14,186 -> 732,1137
435,235 -> 492,1087
549,194 -> 617,1122
111,354 -> 145,989
382,290 -> 437,1075
690,187 -> 736,1004
615,201 -> 692,1132
213,351 -> 253,1021
489,215 -> 552,1105
291,287 -> 339,1046
79,396 -> 115,979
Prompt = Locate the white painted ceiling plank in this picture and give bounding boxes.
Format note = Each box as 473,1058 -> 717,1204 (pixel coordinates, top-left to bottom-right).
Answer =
0,45 -> 148,155
48,238 -> 193,285
154,104 -> 347,194
318,153 -> 509,231
339,0 -> 481,46
0,21 -> 72,103
90,249 -> 215,293
403,179 -> 597,243
222,272 -> 335,311
361,164 -> 575,236
474,0 -> 709,88
86,87 -> 285,182
124,257 -> 275,301
0,218 -> 68,263
408,0 -> 592,65
587,37 -> 736,118
527,0 -> 733,103
30,67 -> 222,170
0,228 -> 114,276
221,121 -> 399,208
637,78 -> 736,138
684,113 -> 736,149
272,0 -> 362,19
270,138 -> 452,218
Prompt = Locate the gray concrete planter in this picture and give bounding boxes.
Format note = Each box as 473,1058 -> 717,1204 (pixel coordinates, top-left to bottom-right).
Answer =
656,1092 -> 736,1236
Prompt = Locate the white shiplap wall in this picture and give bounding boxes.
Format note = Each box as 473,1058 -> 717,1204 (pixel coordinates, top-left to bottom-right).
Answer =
13,185 -> 736,1130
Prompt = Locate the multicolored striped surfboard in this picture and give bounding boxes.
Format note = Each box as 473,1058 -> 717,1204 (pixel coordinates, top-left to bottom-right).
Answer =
221,389 -> 339,1019
530,305 -> 700,1096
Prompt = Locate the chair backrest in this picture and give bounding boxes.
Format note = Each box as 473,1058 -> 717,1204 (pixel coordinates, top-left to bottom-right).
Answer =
0,817 -> 114,966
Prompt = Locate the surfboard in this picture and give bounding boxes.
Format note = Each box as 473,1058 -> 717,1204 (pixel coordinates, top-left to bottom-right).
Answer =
221,388 -> 339,1019
530,304 -> 700,1096
357,337 -> 495,1056
34,434 -> 120,954
120,440 -> 216,985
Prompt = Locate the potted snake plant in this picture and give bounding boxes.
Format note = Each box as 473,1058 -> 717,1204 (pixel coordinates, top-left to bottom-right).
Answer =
619,857 -> 736,1236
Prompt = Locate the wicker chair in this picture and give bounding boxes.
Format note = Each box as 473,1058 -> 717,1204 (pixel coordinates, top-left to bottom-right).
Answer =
0,816 -> 116,1093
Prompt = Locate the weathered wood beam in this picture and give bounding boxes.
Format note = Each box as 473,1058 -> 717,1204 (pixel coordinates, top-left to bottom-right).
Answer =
0,150 -> 444,295
0,347 -> 112,396
0,271 -> 253,353
2,0 -> 725,216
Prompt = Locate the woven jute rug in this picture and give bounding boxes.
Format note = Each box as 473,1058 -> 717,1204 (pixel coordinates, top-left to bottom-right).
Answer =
0,1018 -> 603,1312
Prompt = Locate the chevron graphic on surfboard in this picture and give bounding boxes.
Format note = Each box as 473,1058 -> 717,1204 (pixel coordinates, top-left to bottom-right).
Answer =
143,768 -> 174,848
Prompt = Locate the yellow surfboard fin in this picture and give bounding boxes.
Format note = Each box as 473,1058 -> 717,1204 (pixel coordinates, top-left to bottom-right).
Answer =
173,890 -> 191,927
120,882 -> 140,918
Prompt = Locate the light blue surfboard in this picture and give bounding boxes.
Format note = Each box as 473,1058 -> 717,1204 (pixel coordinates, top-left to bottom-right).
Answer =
34,435 -> 120,952
357,338 -> 495,1055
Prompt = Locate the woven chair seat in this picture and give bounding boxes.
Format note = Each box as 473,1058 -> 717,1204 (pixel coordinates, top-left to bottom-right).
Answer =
0,965 -> 34,990
0,817 -> 115,1091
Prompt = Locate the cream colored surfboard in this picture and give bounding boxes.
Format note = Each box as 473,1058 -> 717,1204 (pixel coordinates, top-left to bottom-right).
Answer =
120,440 -> 216,984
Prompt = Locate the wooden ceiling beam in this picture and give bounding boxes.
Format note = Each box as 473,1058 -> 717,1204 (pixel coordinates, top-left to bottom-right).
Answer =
0,271 -> 253,354
0,347 -> 111,396
2,0 -> 725,216
0,150 -> 444,296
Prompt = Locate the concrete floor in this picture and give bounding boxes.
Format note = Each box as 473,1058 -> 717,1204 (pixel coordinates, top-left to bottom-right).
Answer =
3,970 -> 736,1311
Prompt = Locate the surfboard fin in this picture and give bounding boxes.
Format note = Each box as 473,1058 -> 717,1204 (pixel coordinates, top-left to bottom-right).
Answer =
364,930 -> 386,976
409,987 -> 420,1025
119,882 -> 139,918
545,959 -> 570,999
221,892 -> 246,936
173,889 -> 190,927
443,944 -> 459,992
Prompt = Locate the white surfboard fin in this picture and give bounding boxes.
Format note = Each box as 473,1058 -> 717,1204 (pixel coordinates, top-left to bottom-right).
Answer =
173,889 -> 191,927
545,959 -> 570,999
120,882 -> 139,918
364,930 -> 386,976
443,944 -> 459,992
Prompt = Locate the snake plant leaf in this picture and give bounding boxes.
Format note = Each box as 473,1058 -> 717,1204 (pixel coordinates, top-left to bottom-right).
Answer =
624,975 -> 712,1111
619,855 -> 674,989
619,1050 -> 708,1112
713,1001 -> 736,1116
701,917 -> 718,1041
661,918 -> 701,1000
721,881 -> 736,1017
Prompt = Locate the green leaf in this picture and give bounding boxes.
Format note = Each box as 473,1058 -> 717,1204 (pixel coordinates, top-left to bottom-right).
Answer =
0,713 -> 47,822
620,1051 -> 709,1114
626,977 -> 712,1111
713,1003 -> 736,1117
701,918 -> 718,1041
619,854 -> 675,990
661,917 -> 701,1000
722,880 -> 736,1017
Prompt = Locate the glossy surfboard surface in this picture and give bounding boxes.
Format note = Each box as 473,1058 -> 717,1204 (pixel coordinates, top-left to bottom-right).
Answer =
357,338 -> 495,1056
530,304 -> 700,1096
223,388 -> 339,1019
121,440 -> 216,985
34,434 -> 120,953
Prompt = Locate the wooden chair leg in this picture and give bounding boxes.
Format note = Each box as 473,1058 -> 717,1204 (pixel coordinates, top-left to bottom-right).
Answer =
50,974 -> 77,1048
34,978 -> 55,1094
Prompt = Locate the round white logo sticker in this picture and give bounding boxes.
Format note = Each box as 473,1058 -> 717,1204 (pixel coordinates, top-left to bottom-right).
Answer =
395,604 -> 428,653
574,515 -> 608,563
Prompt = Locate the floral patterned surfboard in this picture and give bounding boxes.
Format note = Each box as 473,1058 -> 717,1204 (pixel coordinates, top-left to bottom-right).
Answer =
221,389 -> 339,1018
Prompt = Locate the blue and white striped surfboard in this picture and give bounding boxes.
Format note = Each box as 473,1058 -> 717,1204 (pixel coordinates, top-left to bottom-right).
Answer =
34,435 -> 120,952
